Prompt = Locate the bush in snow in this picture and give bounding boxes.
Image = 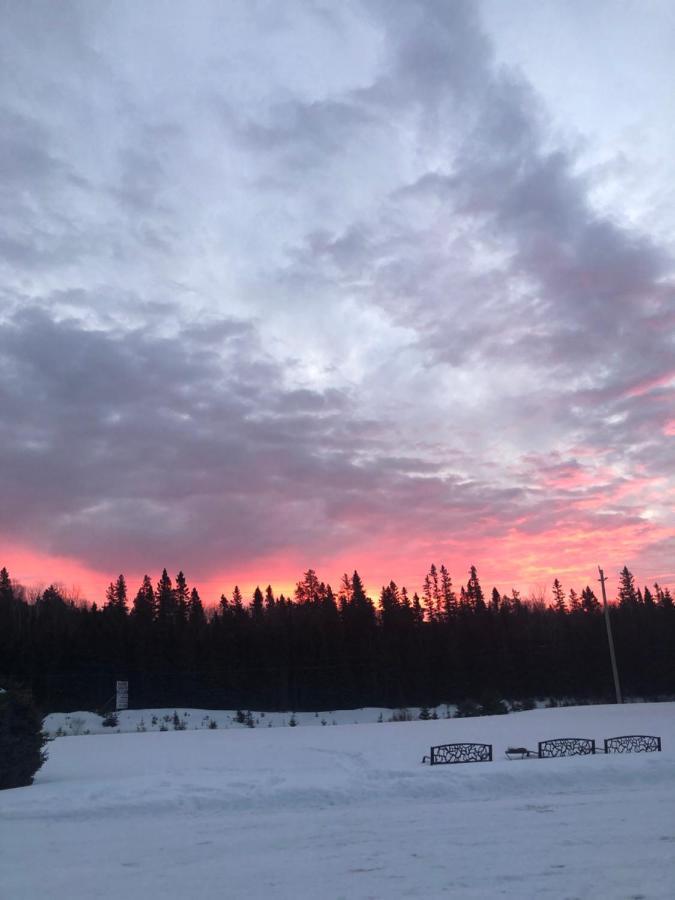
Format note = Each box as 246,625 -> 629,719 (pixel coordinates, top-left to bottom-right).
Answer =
102,712 -> 119,727
0,685 -> 48,790
454,699 -> 481,718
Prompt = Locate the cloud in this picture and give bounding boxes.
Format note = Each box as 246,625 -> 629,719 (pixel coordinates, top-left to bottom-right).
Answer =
0,0 -> 672,594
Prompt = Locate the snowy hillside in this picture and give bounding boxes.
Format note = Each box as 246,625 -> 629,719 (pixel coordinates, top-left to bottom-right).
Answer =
2,703 -> 674,899
42,705 -> 452,736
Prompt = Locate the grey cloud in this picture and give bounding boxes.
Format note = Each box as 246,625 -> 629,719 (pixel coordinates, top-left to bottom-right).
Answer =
0,0 -> 672,589
0,303 -> 569,576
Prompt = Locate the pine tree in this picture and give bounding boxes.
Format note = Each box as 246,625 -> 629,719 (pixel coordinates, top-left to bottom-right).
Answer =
568,588 -> 580,612
132,575 -> 156,623
337,573 -> 352,613
0,685 -> 48,790
232,586 -> 245,618
429,564 -> 441,618
552,579 -> 566,613
581,585 -> 599,613
295,570 -> 321,605
105,574 -> 128,615
0,567 -> 13,606
175,571 -> 189,624
251,586 -> 264,620
466,566 -> 485,612
379,581 -> 400,626
440,565 -> 457,618
411,592 -> 424,626
187,587 -> 205,626
156,569 -> 175,623
617,566 -> 638,608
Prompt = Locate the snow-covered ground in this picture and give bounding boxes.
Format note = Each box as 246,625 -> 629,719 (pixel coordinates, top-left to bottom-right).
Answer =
2,703 -> 674,899
42,705 -> 454,736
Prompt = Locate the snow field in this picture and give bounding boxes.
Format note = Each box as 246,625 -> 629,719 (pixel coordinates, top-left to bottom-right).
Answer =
2,703 -> 674,899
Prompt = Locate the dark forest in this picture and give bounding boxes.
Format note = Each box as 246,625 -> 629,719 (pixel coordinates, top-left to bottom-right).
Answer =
1,564 -> 673,713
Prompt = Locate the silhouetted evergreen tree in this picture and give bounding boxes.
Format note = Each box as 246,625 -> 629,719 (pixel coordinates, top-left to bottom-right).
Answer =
156,569 -> 175,624
617,566 -> 639,608
466,566 -> 485,612
132,575 -> 156,624
552,579 -> 566,613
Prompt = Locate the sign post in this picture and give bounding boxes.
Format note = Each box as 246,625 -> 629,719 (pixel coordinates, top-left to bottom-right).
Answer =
116,680 -> 129,711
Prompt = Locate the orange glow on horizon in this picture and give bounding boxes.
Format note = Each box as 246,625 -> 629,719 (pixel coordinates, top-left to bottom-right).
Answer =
3,514 -> 673,612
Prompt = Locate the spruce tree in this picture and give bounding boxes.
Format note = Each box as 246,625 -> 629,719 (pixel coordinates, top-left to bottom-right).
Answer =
440,565 -> 457,618
466,566 -> 485,612
175,571 -> 189,624
131,575 -> 156,624
617,566 -> 638,607
0,567 -> 13,607
0,685 -> 48,790
552,579 -> 566,613
156,569 -> 175,623
581,586 -> 600,613
251,586 -> 264,620
187,588 -> 205,626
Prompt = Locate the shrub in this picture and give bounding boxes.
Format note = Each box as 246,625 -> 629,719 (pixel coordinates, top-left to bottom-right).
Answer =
102,712 -> 119,727
478,692 -> 509,716
389,708 -> 413,722
0,685 -> 48,790
454,699 -> 481,718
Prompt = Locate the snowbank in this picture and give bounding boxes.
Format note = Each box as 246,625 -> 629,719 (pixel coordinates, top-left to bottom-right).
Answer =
3,703 -> 674,899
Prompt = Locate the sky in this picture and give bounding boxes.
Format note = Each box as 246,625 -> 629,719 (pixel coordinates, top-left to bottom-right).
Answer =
1,0 -> 674,605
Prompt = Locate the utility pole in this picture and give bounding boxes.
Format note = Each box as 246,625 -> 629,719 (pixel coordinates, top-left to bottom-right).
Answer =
598,567 -> 622,704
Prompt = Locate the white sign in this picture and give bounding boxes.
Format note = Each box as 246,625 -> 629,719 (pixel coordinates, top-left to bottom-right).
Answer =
116,680 -> 129,710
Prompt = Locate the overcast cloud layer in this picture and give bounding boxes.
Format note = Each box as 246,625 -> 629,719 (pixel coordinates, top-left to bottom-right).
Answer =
1,0 -> 674,599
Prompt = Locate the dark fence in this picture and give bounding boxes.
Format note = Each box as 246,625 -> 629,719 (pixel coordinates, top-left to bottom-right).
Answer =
538,737 -> 596,758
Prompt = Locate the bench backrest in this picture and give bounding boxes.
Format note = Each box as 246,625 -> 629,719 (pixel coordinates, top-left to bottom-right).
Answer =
604,734 -> 661,754
429,742 -> 493,765
538,737 -> 595,758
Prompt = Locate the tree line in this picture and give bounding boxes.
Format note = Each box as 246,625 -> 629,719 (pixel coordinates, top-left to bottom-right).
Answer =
1,563 -> 673,713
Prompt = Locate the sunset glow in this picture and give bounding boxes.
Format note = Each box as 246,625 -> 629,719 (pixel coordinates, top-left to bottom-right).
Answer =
2,1 -> 674,605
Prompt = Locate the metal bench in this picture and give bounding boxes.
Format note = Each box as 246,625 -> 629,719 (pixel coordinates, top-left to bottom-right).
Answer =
538,737 -> 595,758
422,742 -> 493,765
604,734 -> 661,754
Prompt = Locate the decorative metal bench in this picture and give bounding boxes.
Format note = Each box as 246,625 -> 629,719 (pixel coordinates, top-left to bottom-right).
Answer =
422,742 -> 493,765
538,738 -> 596,758
604,735 -> 662,754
